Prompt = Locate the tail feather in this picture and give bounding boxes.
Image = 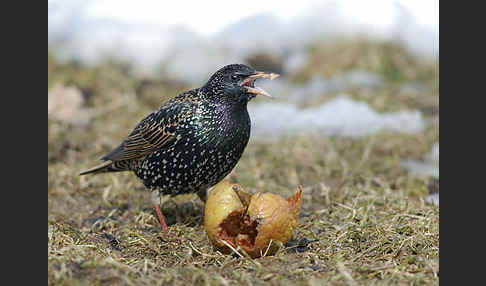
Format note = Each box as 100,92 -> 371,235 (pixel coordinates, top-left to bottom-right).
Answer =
79,160 -> 114,175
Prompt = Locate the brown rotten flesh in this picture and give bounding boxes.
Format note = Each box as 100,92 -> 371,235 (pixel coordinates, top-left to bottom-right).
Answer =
204,180 -> 303,258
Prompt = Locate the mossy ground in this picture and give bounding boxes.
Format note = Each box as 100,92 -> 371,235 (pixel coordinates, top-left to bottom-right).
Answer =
48,40 -> 439,285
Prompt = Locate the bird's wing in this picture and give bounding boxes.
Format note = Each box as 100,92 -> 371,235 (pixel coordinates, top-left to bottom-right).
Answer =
101,97 -> 190,162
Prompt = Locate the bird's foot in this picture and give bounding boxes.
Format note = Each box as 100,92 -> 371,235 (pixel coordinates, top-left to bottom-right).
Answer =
196,188 -> 207,203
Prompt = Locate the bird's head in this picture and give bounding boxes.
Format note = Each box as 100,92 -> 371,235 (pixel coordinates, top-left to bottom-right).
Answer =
202,64 -> 279,104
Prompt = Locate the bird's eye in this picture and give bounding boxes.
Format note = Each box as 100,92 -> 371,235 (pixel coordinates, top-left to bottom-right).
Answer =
231,74 -> 239,81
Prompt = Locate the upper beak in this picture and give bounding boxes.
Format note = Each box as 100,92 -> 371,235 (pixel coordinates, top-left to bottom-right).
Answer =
243,71 -> 279,98
248,71 -> 280,81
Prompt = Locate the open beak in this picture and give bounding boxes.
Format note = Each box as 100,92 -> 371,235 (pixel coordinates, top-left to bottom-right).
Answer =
240,71 -> 279,98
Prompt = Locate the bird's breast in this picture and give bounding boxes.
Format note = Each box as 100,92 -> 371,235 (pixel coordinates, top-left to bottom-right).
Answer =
174,101 -> 251,154
212,104 -> 250,143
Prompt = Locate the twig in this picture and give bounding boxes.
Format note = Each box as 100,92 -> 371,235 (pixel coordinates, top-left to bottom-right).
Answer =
188,241 -> 221,258
262,239 -> 273,257
220,240 -> 262,268
334,202 -> 356,219
220,240 -> 244,259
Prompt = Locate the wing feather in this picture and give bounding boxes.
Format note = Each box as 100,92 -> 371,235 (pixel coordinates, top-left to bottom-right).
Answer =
102,101 -> 186,161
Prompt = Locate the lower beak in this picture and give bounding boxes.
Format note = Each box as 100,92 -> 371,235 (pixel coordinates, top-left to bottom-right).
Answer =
244,71 -> 279,98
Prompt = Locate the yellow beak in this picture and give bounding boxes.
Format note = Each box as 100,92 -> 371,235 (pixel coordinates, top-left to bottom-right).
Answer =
244,71 -> 279,98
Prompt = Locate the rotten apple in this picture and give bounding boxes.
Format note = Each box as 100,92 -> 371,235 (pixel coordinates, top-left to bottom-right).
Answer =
204,180 -> 303,258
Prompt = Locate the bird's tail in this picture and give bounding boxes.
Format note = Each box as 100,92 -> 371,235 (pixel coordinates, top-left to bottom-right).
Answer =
79,160 -> 114,175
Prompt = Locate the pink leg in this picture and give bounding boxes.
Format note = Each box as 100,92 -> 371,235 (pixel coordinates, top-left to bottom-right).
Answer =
154,204 -> 169,235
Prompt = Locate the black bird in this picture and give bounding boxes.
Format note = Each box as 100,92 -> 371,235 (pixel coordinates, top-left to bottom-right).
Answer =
80,64 -> 278,234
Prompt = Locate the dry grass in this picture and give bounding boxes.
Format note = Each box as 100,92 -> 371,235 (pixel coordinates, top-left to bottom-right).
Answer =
48,40 -> 439,285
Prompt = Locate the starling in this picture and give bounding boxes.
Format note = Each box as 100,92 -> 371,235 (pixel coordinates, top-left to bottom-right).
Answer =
80,64 -> 278,234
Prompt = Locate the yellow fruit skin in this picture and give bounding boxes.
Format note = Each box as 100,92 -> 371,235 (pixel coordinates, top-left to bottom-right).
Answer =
249,194 -> 295,251
204,180 -> 245,249
246,192 -> 302,257
204,180 -> 303,258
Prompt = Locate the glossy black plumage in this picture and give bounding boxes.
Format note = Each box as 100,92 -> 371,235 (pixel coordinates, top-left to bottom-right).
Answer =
80,64 -> 274,200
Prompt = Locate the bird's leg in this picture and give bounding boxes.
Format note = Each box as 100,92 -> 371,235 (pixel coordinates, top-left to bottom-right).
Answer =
197,188 -> 207,203
197,170 -> 235,203
154,195 -> 169,235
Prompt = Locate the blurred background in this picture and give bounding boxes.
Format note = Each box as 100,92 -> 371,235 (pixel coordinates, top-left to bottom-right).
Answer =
48,3 -> 439,282
48,0 -> 439,204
